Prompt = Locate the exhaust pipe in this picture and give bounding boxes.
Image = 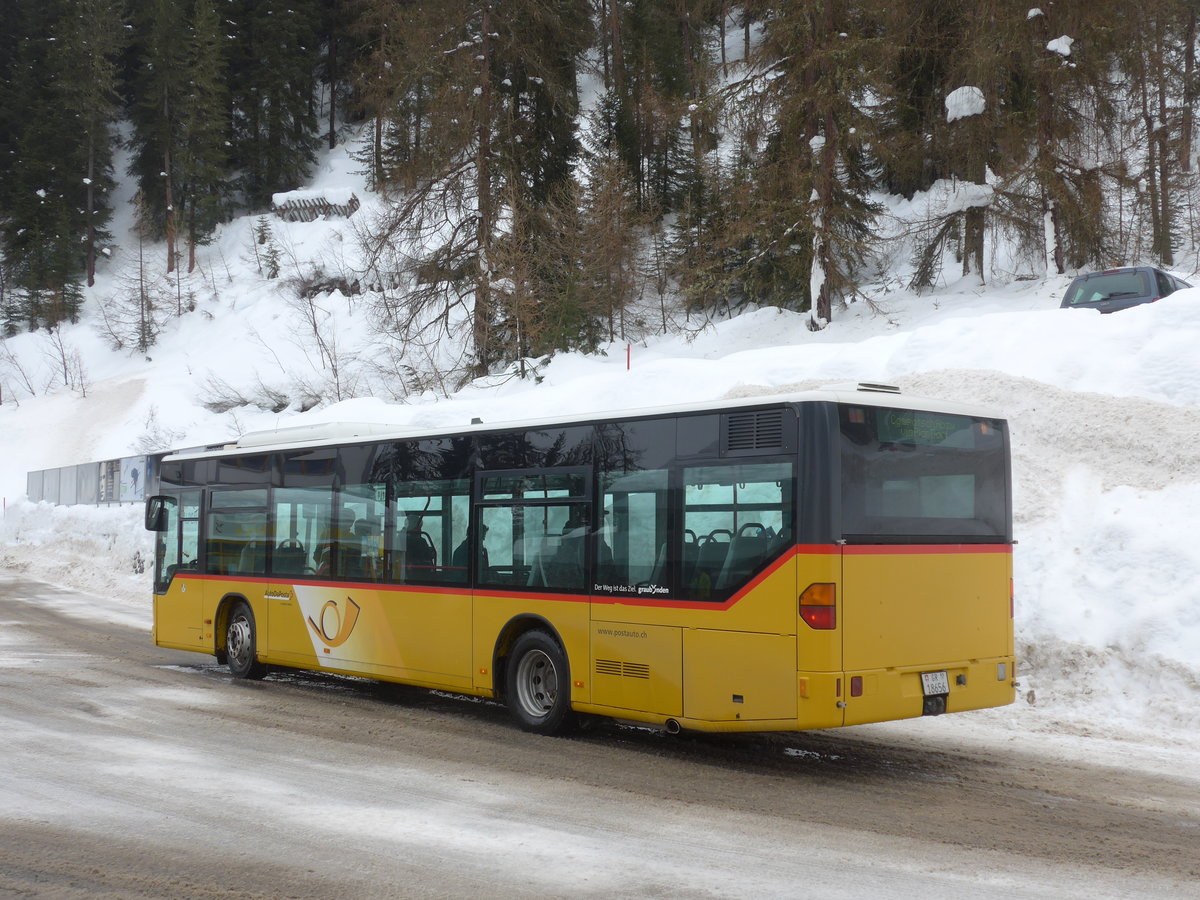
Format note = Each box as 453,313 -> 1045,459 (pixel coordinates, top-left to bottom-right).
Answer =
664,718 -> 681,734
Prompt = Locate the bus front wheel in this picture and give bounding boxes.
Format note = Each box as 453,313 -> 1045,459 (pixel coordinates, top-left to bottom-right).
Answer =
505,630 -> 575,735
226,600 -> 267,680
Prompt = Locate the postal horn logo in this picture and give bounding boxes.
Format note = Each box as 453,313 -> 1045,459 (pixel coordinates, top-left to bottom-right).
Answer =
307,596 -> 361,648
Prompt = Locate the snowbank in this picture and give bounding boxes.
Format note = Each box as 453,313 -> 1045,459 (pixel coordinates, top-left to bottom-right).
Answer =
0,501 -> 150,630
3,132 -> 1200,753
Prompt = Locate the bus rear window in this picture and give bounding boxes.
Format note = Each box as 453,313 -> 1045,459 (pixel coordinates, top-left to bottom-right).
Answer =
838,405 -> 1009,543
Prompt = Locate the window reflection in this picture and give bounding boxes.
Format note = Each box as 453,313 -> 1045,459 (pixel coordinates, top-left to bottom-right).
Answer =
682,462 -> 793,600
391,478 -> 470,584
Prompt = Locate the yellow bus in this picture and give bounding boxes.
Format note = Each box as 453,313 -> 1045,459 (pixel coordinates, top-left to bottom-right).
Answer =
145,384 -> 1015,735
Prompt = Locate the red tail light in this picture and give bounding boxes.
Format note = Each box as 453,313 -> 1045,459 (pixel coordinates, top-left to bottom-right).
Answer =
800,583 -> 837,630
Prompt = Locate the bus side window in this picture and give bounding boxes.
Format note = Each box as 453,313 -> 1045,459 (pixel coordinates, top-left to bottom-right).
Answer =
477,502 -> 582,591
477,470 -> 588,592
479,507 -> 516,585
529,503 -> 587,590
338,483 -> 387,582
600,469 -> 670,592
152,497 -> 180,591
150,490 -> 202,592
273,487 -> 332,577
179,492 -> 200,574
682,462 -> 793,600
206,489 -> 268,577
391,478 -> 470,585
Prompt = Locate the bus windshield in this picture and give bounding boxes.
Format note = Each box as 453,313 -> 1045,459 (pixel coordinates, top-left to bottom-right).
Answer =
837,404 -> 1009,543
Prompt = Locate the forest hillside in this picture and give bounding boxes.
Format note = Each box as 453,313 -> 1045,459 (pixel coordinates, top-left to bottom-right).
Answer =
4,1 -> 1200,757
3,1 -> 1200,399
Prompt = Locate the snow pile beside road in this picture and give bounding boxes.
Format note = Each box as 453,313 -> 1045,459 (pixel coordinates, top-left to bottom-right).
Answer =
0,501 -> 149,611
4,140 -> 1200,752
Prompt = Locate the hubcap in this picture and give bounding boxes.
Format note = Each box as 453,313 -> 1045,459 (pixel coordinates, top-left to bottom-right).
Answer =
514,648 -> 558,718
228,615 -> 252,667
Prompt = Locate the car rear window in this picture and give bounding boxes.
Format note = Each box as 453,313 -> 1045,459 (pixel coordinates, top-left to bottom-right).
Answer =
1063,271 -> 1151,306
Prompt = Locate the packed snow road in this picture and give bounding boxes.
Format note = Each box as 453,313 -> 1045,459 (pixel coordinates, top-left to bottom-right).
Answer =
1,575 -> 1196,900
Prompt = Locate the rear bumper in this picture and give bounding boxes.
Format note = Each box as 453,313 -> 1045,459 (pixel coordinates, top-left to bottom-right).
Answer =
838,655 -> 1016,726
575,656 -> 1016,734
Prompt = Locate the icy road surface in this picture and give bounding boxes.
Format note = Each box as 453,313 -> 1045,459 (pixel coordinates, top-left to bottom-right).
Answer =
1,574 -> 1197,899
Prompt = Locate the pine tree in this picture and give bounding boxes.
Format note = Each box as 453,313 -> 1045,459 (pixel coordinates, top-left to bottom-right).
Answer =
0,0 -> 123,327
874,0 -> 966,198
887,0 -> 1020,285
599,0 -> 721,213
576,135 -> 654,344
688,1 -> 881,323
51,0 -> 126,286
350,0 -> 431,190
355,0 -> 591,376
176,0 -> 230,272
0,0 -> 30,196
0,237 -> 19,338
1116,0 -> 1194,265
0,0 -> 76,326
1017,1 -> 1123,273
316,0 -> 358,151
226,0 -> 322,207
97,192 -> 165,354
127,0 -> 190,273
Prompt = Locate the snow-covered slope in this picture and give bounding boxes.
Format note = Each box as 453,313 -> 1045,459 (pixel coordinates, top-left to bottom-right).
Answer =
2,136 -> 1199,753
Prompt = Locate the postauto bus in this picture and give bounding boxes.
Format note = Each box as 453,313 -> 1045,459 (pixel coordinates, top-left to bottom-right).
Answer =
146,385 -> 1015,735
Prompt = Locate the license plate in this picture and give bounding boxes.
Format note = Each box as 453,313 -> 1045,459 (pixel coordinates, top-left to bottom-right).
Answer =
920,670 -> 950,696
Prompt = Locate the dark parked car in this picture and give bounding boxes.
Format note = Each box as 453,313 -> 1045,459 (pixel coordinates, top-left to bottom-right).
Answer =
1061,266 -> 1192,313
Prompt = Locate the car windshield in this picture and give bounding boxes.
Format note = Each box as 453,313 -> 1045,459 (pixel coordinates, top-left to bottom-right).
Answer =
1063,271 -> 1150,306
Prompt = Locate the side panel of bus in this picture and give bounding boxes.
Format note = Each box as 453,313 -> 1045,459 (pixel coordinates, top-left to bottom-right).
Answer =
586,555 -> 802,726
678,557 -> 798,723
154,578 -> 205,651
264,582 -> 474,688
589,620 -> 683,716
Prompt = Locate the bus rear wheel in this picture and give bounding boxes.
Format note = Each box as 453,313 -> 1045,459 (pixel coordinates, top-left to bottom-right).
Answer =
505,630 -> 575,735
226,600 -> 267,680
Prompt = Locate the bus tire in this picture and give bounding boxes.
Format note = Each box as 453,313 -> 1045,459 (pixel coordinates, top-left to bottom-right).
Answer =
505,630 -> 575,735
226,600 -> 267,680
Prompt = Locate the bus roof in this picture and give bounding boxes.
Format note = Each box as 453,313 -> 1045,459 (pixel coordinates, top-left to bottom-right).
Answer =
163,383 -> 1006,462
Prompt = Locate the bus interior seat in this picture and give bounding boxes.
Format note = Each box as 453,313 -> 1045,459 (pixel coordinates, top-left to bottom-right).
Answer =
526,538 -> 552,588
274,540 -> 307,574
681,530 -> 700,586
238,540 -> 267,575
526,530 -> 587,590
340,546 -> 365,579
547,530 -> 585,588
716,523 -> 770,590
404,530 -> 436,576
694,529 -> 731,583
351,520 -> 382,580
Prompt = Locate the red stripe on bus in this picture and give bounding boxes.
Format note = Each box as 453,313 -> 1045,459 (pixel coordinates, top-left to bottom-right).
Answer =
839,544 -> 1012,555
590,547 -> 798,611
171,541 -> 1010,608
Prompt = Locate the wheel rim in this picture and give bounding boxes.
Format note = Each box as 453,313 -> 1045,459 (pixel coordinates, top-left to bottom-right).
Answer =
228,614 -> 253,669
514,648 -> 558,719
